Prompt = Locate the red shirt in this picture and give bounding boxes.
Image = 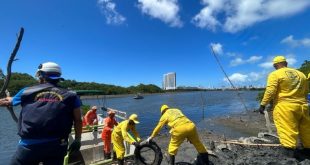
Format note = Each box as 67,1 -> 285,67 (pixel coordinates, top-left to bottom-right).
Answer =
103,117 -> 118,131
101,116 -> 118,139
84,110 -> 97,125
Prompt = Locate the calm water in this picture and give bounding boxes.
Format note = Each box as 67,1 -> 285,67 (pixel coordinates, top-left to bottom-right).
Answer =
0,91 -> 259,163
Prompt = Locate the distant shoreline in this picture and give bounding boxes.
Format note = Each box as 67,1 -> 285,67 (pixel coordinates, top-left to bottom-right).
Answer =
80,90 -> 262,100
80,90 -> 197,99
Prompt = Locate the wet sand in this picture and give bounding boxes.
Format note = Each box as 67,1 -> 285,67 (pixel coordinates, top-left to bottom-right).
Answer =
143,110 -> 310,165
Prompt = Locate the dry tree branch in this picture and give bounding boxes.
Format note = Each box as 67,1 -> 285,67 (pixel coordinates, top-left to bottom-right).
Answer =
0,27 -> 24,96
0,27 -> 24,123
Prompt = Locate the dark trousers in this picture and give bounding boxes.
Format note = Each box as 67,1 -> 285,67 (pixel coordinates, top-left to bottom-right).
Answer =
10,140 -> 68,165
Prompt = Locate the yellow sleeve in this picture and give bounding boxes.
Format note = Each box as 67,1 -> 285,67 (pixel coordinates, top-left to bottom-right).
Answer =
130,126 -> 141,142
150,114 -> 168,138
261,72 -> 278,106
121,121 -> 134,144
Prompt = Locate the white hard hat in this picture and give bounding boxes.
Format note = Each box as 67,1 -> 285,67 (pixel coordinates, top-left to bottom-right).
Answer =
35,62 -> 63,79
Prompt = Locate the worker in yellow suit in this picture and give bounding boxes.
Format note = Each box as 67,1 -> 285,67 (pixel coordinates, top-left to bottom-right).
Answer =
147,105 -> 209,165
259,56 -> 310,160
111,114 -> 141,165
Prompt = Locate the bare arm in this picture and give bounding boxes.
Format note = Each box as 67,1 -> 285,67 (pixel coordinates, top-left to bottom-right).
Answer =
73,107 -> 82,140
0,97 -> 12,106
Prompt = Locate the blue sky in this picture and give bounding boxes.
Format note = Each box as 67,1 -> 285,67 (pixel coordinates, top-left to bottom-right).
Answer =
0,0 -> 309,88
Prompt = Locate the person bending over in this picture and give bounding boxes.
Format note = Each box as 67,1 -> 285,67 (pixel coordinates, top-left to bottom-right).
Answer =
147,104 -> 209,165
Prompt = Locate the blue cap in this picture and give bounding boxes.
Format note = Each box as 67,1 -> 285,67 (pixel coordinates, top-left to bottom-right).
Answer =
47,73 -> 64,80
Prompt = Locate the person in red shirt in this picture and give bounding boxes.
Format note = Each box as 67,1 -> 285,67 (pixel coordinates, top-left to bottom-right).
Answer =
83,106 -> 98,126
101,110 -> 118,159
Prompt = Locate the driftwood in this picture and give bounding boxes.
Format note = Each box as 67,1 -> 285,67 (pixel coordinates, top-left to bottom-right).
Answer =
0,27 -> 24,123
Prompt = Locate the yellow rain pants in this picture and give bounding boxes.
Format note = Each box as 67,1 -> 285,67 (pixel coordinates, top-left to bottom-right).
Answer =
151,108 -> 207,155
261,67 -> 309,149
273,103 -> 310,148
111,120 -> 140,159
168,122 -> 207,155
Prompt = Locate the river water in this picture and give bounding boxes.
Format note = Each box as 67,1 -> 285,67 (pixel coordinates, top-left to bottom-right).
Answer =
0,91 -> 259,163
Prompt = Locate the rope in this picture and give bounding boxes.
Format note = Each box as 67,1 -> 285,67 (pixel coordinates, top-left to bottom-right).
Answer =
210,45 -> 249,112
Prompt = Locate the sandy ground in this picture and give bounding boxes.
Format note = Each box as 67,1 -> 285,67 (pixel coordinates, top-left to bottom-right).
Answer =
138,110 -> 310,165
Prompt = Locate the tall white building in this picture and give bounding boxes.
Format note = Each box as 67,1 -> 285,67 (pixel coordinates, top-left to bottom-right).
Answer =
163,72 -> 176,90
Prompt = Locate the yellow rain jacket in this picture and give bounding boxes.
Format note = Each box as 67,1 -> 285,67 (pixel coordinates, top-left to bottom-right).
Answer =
112,120 -> 141,159
150,108 -> 207,155
261,67 -> 310,148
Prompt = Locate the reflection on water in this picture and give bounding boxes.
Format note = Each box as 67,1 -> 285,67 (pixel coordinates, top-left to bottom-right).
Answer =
0,91 -> 259,163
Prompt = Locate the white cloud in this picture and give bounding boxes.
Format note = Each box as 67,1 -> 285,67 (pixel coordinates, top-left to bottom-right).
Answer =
230,58 -> 244,66
248,72 -> 265,81
97,0 -> 126,25
230,55 -> 262,66
286,56 -> 297,66
224,71 -> 266,83
192,0 -> 225,31
281,35 -> 310,47
224,73 -> 248,83
137,0 -> 183,27
259,61 -> 273,69
193,0 -> 310,33
259,54 -> 297,69
210,43 -> 223,54
247,56 -> 262,63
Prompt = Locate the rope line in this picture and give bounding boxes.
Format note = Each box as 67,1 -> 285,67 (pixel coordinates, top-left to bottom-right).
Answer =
210,46 -> 249,112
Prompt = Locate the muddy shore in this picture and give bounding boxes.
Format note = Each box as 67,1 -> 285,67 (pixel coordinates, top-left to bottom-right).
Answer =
141,110 -> 310,165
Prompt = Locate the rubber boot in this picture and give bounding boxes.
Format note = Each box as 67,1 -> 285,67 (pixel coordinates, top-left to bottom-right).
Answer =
296,148 -> 310,161
168,155 -> 175,165
281,147 -> 295,158
106,152 -> 111,159
194,153 -> 210,165
103,151 -> 107,159
117,159 -> 124,165
201,153 -> 210,165
302,148 -> 310,158
112,151 -> 117,161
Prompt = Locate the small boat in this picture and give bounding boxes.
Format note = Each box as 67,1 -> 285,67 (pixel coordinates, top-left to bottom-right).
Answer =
133,93 -> 144,99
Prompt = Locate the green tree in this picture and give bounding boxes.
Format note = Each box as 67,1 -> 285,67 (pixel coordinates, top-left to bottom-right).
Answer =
1,72 -> 164,96
298,60 -> 310,91
0,73 -> 37,95
298,60 -> 310,75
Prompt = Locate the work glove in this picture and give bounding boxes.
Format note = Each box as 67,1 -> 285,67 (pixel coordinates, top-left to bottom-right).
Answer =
68,137 -> 81,154
258,105 -> 266,115
132,142 -> 140,148
146,137 -> 153,143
